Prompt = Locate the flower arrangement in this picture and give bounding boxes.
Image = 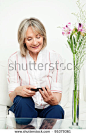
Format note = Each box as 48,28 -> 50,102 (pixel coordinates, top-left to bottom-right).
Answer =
58,0 -> 86,127
62,22 -> 86,72
62,21 -> 86,124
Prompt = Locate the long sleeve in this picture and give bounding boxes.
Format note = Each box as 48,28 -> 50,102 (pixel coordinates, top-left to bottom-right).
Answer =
7,53 -> 20,94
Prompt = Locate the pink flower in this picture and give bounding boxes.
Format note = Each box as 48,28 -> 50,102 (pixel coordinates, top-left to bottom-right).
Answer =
62,32 -> 65,35
63,27 -> 65,29
78,23 -> 83,32
68,22 -> 71,25
62,22 -> 72,36
78,23 -> 86,34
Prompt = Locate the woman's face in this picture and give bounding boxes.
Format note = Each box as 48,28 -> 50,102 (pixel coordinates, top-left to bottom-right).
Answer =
24,26 -> 43,55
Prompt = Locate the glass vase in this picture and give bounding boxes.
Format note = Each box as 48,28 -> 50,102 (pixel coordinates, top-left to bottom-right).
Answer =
71,90 -> 80,128
70,54 -> 81,129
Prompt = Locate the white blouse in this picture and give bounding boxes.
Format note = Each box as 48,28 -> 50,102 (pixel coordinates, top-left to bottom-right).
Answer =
7,47 -> 63,109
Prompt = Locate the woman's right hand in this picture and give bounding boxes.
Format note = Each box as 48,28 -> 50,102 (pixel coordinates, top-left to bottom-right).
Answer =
15,85 -> 37,97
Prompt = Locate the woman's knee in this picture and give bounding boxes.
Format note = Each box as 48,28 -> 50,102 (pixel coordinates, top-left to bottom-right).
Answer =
45,105 -> 64,119
53,105 -> 64,119
13,96 -> 35,108
12,96 -> 38,118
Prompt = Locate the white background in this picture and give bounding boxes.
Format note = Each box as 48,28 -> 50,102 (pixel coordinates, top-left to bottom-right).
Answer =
0,0 -> 86,62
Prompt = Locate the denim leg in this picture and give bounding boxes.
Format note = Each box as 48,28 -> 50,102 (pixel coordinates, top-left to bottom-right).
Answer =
9,96 -> 38,125
39,105 -> 64,119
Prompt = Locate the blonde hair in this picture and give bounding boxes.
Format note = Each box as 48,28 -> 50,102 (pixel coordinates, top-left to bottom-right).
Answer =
18,17 -> 47,57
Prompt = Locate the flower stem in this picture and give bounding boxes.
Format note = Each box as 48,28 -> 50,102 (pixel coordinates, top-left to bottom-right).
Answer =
73,53 -> 77,123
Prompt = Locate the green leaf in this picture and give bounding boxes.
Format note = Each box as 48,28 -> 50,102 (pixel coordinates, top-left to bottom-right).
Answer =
67,40 -> 71,47
77,31 -> 80,42
73,36 -> 77,53
77,41 -> 82,50
73,36 -> 76,45
70,34 -> 74,53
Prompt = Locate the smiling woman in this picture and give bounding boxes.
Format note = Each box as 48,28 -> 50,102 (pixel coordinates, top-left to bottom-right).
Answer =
18,18 -> 47,58
24,27 -> 43,62
7,17 -> 64,128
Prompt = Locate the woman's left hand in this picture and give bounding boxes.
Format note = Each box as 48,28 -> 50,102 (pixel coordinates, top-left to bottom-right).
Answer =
39,86 -> 55,105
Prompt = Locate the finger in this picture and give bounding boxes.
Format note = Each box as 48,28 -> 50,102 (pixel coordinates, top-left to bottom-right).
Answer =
26,89 -> 36,94
24,89 -> 36,95
46,85 -> 52,95
42,87 -> 49,98
24,91 -> 35,97
39,89 -> 46,99
23,94 -> 30,97
28,89 -> 36,94
23,91 -> 30,97
25,85 -> 37,89
24,93 -> 35,97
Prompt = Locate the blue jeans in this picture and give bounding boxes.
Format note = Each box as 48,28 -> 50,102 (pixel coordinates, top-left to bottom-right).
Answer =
9,96 -> 64,125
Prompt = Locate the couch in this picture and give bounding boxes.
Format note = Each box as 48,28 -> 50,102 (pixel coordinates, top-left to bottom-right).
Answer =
0,59 -> 86,129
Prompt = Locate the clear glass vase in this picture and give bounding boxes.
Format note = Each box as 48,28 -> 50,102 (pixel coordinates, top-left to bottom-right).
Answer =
71,90 -> 80,128
70,90 -> 81,129
70,54 -> 81,129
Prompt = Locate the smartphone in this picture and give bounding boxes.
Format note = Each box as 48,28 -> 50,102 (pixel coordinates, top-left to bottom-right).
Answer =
31,87 -> 47,92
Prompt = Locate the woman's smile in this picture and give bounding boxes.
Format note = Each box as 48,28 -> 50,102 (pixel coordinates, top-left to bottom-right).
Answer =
31,44 -> 40,49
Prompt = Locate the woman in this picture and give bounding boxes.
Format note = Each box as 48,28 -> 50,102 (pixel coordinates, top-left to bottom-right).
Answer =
7,17 -> 64,128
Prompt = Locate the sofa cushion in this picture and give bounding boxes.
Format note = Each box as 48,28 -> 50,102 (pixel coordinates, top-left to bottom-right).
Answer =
61,68 -> 73,107
60,58 -> 73,108
0,105 -> 7,117
0,61 -> 12,106
0,106 -> 7,128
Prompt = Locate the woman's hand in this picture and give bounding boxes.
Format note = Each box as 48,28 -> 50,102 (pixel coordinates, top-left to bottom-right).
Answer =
9,85 -> 37,102
39,86 -> 61,105
15,85 -> 37,97
39,86 -> 55,105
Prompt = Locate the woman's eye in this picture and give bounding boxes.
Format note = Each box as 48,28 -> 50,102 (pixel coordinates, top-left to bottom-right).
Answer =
27,39 -> 32,41
37,36 -> 40,39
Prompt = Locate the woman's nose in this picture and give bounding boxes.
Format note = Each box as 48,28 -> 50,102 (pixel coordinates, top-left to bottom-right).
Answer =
33,38 -> 37,45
